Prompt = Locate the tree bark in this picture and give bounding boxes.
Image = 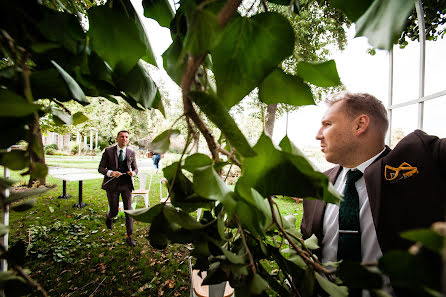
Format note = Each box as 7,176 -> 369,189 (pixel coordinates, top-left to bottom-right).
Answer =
27,114 -> 46,187
264,103 -> 277,138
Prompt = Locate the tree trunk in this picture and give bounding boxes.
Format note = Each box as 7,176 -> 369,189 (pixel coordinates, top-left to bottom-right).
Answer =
27,114 -> 46,187
264,103 -> 277,138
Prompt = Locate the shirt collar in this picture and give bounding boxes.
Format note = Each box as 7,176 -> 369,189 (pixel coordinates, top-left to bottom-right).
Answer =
117,146 -> 127,152
343,147 -> 386,173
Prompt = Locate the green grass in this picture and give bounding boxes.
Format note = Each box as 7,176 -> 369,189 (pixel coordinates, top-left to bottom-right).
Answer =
4,156 -> 302,297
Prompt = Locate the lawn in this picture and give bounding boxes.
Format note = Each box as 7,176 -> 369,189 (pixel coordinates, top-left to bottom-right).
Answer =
4,155 -> 303,297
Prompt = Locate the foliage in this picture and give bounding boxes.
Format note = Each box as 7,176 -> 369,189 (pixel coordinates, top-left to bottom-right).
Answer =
43,144 -> 58,155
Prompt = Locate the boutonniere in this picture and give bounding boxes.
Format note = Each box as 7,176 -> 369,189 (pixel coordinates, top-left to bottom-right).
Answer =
384,162 -> 419,183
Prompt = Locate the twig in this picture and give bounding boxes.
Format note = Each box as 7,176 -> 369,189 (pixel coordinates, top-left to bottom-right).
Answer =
224,164 -> 233,183
49,98 -> 72,115
89,276 -> 107,297
218,147 -> 241,168
234,214 -> 256,274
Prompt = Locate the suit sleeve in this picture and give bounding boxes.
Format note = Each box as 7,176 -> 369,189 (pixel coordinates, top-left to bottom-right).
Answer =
131,150 -> 138,175
98,149 -> 109,176
433,137 -> 446,171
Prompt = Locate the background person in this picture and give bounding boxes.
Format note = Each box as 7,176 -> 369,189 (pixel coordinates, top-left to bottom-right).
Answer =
98,130 -> 138,246
301,92 -> 446,296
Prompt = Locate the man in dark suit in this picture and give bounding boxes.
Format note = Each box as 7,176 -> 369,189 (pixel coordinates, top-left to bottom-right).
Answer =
98,130 -> 139,246
301,92 -> 446,296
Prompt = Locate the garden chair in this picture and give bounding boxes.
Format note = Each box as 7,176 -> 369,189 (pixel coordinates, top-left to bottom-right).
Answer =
189,257 -> 234,297
131,172 -> 152,208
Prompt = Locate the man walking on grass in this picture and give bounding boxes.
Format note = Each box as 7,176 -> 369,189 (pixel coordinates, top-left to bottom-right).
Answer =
98,130 -> 138,246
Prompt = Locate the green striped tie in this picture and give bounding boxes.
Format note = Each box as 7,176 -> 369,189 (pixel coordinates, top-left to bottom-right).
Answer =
118,149 -> 124,163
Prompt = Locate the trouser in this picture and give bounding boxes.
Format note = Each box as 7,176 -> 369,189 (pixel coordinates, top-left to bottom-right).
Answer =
106,184 -> 133,235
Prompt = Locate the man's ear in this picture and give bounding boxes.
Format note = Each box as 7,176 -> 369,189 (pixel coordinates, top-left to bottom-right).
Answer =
354,114 -> 370,135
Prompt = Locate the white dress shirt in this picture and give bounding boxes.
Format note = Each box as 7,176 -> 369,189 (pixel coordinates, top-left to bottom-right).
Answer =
106,146 -> 128,177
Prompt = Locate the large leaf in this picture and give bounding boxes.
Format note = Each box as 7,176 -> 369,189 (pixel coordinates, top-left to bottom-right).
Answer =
143,0 -> 175,28
315,272 -> 348,297
0,150 -> 28,171
258,68 -> 314,106
212,12 -> 295,108
234,183 -> 271,224
114,60 -> 159,110
0,90 -> 41,117
51,107 -> 73,126
250,274 -> 269,295
72,111 -> 89,125
0,224 -> 9,237
193,165 -> 236,213
0,117 -> 29,149
401,228 -> 444,254
337,261 -> 383,289
189,91 -> 256,157
11,198 -> 36,212
237,134 -> 341,203
183,153 -> 213,173
355,0 -> 417,50
4,187 -> 49,206
163,205 -> 209,230
330,0 -> 374,22
149,129 -> 180,154
148,212 -> 169,249
183,3 -> 222,57
162,37 -> 187,86
30,163 -> 48,179
126,204 -> 164,223
295,60 -> 341,87
51,60 -> 89,105
88,5 -> 147,74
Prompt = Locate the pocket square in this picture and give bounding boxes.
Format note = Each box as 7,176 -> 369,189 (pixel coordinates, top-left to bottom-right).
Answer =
384,162 -> 419,182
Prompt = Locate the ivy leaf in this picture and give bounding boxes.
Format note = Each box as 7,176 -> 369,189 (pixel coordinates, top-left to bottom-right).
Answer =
162,37 -> 187,86
259,68 -> 314,106
330,0 -> 373,22
126,204 -> 164,223
400,228 -> 444,254
11,198 -> 36,212
163,205 -> 209,230
355,0 -> 417,50
189,91 -> 256,157
114,60 -> 159,110
295,60 -> 341,87
237,134 -> 341,204
0,90 -> 41,117
235,183 -> 271,224
250,274 -> 269,295
212,12 -> 295,108
51,107 -> 73,126
72,112 -> 89,125
0,150 -> 28,171
303,234 -> 319,250
51,60 -> 89,105
315,272 -> 348,297
143,0 -> 175,28
236,200 -> 266,237
183,3 -> 222,57
88,5 -> 147,74
150,129 -> 180,154
149,212 -> 169,249
183,153 -> 213,173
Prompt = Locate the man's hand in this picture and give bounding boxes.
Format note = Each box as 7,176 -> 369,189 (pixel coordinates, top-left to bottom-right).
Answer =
127,171 -> 134,177
111,171 -> 122,178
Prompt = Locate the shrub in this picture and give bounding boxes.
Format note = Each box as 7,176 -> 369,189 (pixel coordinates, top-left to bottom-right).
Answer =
44,144 -> 58,155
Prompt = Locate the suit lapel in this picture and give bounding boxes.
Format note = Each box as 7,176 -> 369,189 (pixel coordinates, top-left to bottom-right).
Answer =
112,145 -> 118,169
364,146 -> 391,233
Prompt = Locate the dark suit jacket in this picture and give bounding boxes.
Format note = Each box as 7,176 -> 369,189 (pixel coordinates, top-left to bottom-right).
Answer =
301,130 -> 446,255
98,145 -> 138,192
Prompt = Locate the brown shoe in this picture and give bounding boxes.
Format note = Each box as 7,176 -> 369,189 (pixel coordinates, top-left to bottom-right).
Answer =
105,215 -> 113,229
126,236 -> 136,247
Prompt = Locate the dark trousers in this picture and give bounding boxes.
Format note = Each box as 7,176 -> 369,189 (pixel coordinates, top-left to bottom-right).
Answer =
106,184 -> 133,235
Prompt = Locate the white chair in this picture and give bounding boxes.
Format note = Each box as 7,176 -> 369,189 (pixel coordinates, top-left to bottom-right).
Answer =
189,257 -> 234,297
131,173 -> 152,208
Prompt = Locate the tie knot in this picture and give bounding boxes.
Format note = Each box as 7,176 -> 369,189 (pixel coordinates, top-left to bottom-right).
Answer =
346,169 -> 363,184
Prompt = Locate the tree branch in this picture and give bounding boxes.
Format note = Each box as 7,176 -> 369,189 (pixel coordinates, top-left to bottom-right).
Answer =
234,214 -> 257,274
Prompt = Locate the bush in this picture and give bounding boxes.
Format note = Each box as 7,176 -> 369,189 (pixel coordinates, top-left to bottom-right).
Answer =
44,144 -> 58,155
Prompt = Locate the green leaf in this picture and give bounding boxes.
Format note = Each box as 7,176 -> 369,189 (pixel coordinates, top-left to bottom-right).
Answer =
0,224 -> 9,236
162,37 -> 187,86
337,261 -> 383,289
88,5 -> 147,74
183,3 -> 222,57
250,274 -> 269,295
288,254 -> 307,269
212,12 -> 295,108
126,204 -> 164,223
0,90 -> 41,117
150,129 -> 180,154
30,163 -> 48,179
163,205 -> 209,230
49,206 -> 55,213
0,150 -> 27,170
51,60 -> 89,105
193,165 -> 236,213
235,183 -> 271,224
295,60 -> 341,87
114,60 -> 159,110
355,0 -> 417,50
11,198 -> 36,212
51,107 -> 73,126
303,234 -> 319,250
401,228 -> 444,254
259,68 -> 314,106
236,200 -> 266,237
237,134 -> 341,203
189,91 -> 256,157
143,0 -> 175,28
183,153 -> 213,173
148,212 -> 169,249
330,0 -> 373,22
4,187 -> 49,206
72,111 -> 89,125
314,272 -> 348,297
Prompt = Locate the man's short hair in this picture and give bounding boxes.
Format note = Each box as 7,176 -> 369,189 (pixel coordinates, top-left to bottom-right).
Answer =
117,130 -> 130,137
326,92 -> 389,134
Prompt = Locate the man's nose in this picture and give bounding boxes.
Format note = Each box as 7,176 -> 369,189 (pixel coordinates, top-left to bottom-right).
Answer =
315,128 -> 323,140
